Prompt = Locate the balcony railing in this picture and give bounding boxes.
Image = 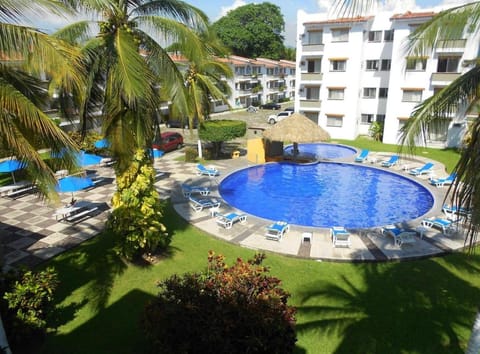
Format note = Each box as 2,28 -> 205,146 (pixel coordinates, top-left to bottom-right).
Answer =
435,39 -> 466,52
301,72 -> 323,81
299,99 -> 321,109
431,72 -> 461,83
302,44 -> 324,52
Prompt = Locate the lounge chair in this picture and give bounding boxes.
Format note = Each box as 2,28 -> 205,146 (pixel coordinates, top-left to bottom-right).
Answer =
408,162 -> 434,176
354,149 -> 369,163
181,183 -> 210,198
421,217 -> 456,234
442,204 -> 471,221
0,181 -> 33,197
196,164 -> 219,177
216,212 -> 247,229
429,172 -> 456,187
189,196 -> 221,212
381,225 -> 417,246
331,226 -> 351,247
381,155 -> 399,167
265,221 -> 289,241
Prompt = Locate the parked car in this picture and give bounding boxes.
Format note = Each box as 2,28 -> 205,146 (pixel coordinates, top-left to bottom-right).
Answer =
260,102 -> 281,110
284,107 -> 294,112
153,132 -> 184,152
267,111 -> 293,124
165,118 -> 198,129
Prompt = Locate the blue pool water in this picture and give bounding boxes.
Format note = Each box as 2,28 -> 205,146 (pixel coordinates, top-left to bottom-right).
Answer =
284,143 -> 357,160
219,162 -> 434,228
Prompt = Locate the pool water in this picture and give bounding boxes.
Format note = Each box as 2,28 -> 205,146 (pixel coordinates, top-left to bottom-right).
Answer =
219,162 -> 434,228
284,143 -> 357,160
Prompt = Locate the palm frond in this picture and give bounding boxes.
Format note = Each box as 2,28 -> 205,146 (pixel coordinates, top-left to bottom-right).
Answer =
331,0 -> 377,18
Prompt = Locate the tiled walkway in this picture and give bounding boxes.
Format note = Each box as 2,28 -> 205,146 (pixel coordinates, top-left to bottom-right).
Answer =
0,149 -> 470,271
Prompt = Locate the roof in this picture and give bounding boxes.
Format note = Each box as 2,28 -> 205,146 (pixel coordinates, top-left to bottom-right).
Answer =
304,16 -> 373,26
390,11 -> 436,20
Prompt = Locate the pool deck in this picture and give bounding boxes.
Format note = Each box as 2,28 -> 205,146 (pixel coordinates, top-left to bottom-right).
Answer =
0,148 -> 470,271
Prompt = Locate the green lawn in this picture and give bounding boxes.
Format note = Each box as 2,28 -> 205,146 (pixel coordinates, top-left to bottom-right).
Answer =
35,138 -> 474,353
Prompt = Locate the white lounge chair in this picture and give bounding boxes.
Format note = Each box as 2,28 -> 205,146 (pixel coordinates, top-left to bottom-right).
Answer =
421,217 -> 456,235
181,183 -> 210,198
189,196 -> 221,212
381,225 -> 417,246
380,155 -> 399,167
429,172 -> 456,187
216,212 -> 247,229
331,226 -> 351,247
196,164 -> 219,177
408,162 -> 434,176
354,149 -> 369,163
265,221 -> 289,241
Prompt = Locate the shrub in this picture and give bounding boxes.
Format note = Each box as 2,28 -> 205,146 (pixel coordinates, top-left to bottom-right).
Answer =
184,147 -> 198,162
107,149 -> 170,260
2,267 -> 59,348
141,252 -> 297,353
198,120 -> 246,158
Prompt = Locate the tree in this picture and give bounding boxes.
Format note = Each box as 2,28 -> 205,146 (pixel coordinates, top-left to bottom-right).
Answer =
333,1 -> 480,351
212,2 -> 285,59
198,119 -> 246,158
54,0 -> 213,259
0,0 -> 83,199
141,252 -> 297,354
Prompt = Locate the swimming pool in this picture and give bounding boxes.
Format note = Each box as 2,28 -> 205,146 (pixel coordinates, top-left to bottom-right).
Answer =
284,143 -> 357,160
219,162 -> 434,228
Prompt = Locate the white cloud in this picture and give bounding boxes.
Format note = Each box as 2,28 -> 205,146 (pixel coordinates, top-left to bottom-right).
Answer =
316,0 -> 331,12
217,0 -> 247,19
378,0 -> 419,12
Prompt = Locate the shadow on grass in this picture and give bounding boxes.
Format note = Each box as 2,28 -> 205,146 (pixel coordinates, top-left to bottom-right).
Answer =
42,289 -> 155,354
295,254 -> 480,353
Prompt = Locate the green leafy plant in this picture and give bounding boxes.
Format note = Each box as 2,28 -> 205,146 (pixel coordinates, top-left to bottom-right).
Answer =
198,120 -> 246,158
107,149 -> 170,260
2,267 -> 59,347
141,251 -> 297,353
184,147 -> 198,162
368,121 -> 384,141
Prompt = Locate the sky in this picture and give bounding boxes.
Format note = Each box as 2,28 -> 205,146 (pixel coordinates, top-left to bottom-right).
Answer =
29,0 -> 470,47
183,0 -> 470,46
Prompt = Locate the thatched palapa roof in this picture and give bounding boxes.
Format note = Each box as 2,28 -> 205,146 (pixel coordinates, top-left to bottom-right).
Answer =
262,113 -> 330,142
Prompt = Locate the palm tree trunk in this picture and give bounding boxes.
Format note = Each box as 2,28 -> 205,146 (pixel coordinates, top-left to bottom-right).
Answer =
466,309 -> 480,354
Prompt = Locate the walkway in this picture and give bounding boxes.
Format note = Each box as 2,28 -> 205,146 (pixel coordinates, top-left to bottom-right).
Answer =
0,149 -> 469,271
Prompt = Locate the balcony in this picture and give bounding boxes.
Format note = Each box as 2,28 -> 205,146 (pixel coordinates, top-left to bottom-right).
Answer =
435,39 -> 466,53
299,99 -> 321,109
301,72 -> 323,81
302,44 -> 324,52
431,72 -> 461,85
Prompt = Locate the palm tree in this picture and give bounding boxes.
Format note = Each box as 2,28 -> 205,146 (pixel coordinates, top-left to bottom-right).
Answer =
53,0 -> 213,259
0,0 -> 83,199
332,1 -> 480,352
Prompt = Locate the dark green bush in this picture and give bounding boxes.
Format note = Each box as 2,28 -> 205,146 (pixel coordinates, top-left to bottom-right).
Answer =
141,252 -> 296,354
184,147 -> 198,162
198,120 -> 246,158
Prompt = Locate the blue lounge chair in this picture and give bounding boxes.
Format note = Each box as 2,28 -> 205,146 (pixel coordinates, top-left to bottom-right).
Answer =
189,196 -> 221,212
381,225 -> 417,246
196,164 -> 219,177
265,221 -> 289,241
408,162 -> 434,176
381,155 -> 399,167
442,204 -> 471,221
181,183 -> 210,198
421,217 -> 456,234
429,172 -> 456,187
216,212 -> 247,229
354,149 -> 369,163
330,226 -> 351,247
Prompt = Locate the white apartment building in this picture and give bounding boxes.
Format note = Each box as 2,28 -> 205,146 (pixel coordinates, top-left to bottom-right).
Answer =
295,10 -> 480,147
216,55 -> 296,111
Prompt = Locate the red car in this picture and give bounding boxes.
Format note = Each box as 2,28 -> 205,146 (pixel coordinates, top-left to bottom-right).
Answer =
153,132 -> 184,152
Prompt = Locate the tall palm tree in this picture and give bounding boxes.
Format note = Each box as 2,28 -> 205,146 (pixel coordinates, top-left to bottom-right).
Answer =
53,0 -> 213,259
0,0 -> 83,198
332,1 -> 480,352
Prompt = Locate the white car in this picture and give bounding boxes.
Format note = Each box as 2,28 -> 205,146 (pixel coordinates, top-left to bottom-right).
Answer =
267,111 -> 293,124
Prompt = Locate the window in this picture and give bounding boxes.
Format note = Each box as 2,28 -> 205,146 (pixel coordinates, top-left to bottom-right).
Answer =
376,114 -> 385,123
381,59 -> 391,71
437,56 -> 460,72
266,68 -> 274,75
307,59 -> 321,73
326,115 -> 343,127
379,88 -> 388,98
308,30 -> 323,45
363,87 -> 376,98
368,31 -> 382,42
331,28 -> 349,42
361,114 -> 374,124
306,86 -> 320,100
330,59 -> 346,71
328,88 -> 345,100
384,30 -> 394,41
366,60 -> 379,71
406,58 -> 427,71
402,89 -> 422,102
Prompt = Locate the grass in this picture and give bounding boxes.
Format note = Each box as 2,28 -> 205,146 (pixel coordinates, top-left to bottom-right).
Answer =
38,202 -> 480,354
